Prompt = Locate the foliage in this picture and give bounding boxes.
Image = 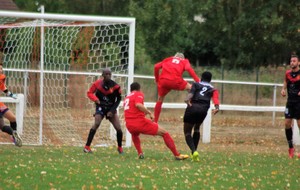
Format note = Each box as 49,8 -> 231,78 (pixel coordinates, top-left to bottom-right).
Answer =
129,0 -> 196,63
0,145 -> 299,189
191,0 -> 300,69
12,0 -> 300,70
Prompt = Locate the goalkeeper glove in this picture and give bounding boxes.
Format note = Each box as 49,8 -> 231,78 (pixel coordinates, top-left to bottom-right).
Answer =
6,91 -> 17,99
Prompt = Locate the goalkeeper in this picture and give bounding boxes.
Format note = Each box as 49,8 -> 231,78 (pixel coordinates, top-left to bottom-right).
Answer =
154,52 -> 200,123
0,63 -> 22,147
83,68 -> 123,154
183,71 -> 219,161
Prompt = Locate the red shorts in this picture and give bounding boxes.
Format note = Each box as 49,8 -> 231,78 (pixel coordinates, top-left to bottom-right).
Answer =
125,118 -> 158,136
157,78 -> 187,97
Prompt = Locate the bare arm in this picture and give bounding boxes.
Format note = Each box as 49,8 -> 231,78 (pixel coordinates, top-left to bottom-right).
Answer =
281,79 -> 287,97
184,93 -> 193,106
136,103 -> 154,121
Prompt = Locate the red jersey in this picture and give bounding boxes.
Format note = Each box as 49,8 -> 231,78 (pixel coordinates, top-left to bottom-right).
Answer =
0,74 -> 8,111
0,74 -> 7,91
124,91 -> 145,120
154,56 -> 200,83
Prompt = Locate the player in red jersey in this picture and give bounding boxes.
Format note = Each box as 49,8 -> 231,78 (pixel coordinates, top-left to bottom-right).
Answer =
281,54 -> 300,158
124,82 -> 189,160
183,71 -> 219,161
0,63 -> 22,147
83,68 -> 123,154
154,52 -> 200,123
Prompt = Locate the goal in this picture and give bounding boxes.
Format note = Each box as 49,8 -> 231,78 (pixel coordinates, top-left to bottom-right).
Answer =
0,10 -> 135,147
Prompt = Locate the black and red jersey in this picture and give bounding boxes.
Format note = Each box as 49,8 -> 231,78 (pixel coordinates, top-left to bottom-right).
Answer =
285,70 -> 300,103
190,81 -> 219,109
87,79 -> 122,112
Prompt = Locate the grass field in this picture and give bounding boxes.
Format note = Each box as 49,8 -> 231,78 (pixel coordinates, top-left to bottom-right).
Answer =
0,140 -> 300,189
1,112 -> 300,189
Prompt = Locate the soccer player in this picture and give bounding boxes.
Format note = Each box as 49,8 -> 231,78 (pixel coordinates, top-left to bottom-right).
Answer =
183,71 -> 219,161
281,54 -> 300,158
124,82 -> 189,160
83,68 -> 123,154
0,63 -> 22,147
154,52 -> 200,123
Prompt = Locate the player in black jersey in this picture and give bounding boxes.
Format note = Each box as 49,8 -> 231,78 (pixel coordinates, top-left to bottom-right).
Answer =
183,71 -> 219,161
84,68 -> 123,154
281,54 -> 300,158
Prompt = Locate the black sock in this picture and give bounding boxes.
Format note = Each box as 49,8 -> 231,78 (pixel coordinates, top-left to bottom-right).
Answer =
185,134 -> 196,153
10,122 -> 17,131
86,128 -> 96,146
193,131 -> 200,150
1,125 -> 13,135
116,130 -> 123,147
285,128 -> 293,148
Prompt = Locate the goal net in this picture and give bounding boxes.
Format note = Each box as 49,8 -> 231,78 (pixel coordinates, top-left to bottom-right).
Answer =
0,11 -> 135,146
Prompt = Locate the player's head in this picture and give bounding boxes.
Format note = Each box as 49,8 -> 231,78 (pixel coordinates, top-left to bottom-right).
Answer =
174,52 -> 185,59
290,55 -> 299,69
102,68 -> 112,81
130,82 -> 140,92
201,71 -> 212,82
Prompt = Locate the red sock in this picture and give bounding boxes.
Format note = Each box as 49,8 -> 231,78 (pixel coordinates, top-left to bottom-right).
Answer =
163,133 -> 179,156
132,135 -> 143,155
154,101 -> 163,123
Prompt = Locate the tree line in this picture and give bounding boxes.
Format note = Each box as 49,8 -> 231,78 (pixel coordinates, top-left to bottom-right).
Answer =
14,0 -> 300,69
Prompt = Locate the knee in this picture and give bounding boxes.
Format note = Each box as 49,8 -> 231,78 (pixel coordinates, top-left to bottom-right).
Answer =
92,123 -> 100,130
116,129 -> 123,134
157,96 -> 164,102
157,127 -> 167,136
184,132 -> 191,137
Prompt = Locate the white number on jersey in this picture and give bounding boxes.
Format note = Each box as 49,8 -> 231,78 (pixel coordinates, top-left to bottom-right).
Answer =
172,58 -> 180,64
199,87 -> 208,96
124,98 -> 130,110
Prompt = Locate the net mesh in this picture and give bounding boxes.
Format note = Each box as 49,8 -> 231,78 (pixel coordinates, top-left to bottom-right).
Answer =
0,16 -> 131,146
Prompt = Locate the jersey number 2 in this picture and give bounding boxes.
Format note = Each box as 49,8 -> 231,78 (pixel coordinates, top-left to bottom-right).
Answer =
200,87 -> 207,96
124,98 -> 130,110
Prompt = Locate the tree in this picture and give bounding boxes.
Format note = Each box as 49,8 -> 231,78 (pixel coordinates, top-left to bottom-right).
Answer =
129,0 -> 196,62
191,0 -> 300,69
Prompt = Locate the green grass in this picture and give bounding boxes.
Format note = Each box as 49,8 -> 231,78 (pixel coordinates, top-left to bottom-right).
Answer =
0,145 -> 299,190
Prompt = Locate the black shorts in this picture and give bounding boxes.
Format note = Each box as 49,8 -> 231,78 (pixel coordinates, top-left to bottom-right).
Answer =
183,104 -> 208,124
94,105 -> 116,118
284,102 -> 300,119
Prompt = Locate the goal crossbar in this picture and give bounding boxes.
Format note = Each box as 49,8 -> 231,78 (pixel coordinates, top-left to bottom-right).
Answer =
0,10 -> 135,23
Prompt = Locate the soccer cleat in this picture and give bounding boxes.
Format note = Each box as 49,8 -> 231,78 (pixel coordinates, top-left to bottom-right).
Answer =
138,153 -> 144,159
12,131 -> 22,147
191,151 -> 200,162
288,148 -> 295,158
175,154 -> 189,160
117,146 -> 123,154
83,146 -> 92,153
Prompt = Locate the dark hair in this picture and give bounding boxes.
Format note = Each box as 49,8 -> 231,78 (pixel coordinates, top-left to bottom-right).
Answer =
102,68 -> 111,75
201,71 -> 212,82
130,82 -> 140,92
291,54 -> 299,59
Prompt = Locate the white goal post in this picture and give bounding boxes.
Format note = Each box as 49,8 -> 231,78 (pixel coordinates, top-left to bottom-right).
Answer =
0,10 -> 135,146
